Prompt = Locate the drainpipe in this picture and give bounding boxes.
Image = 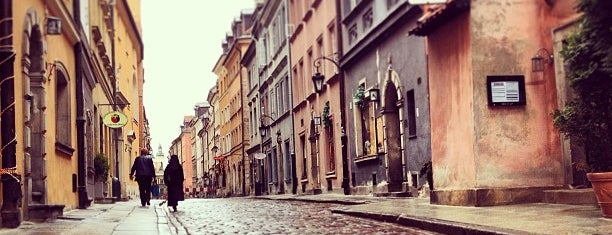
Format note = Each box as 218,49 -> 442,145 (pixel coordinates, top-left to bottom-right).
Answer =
75,42 -> 89,208
335,0 -> 350,195
283,0 -> 298,194
73,0 -> 90,209
0,0 -> 22,228
110,1 -> 121,199
239,41 -> 246,196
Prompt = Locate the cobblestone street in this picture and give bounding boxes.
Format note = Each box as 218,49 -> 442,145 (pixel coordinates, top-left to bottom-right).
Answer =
170,198 -> 439,235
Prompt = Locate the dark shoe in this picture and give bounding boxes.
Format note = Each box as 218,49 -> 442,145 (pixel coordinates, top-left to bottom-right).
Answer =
172,206 -> 177,212
147,201 -> 150,206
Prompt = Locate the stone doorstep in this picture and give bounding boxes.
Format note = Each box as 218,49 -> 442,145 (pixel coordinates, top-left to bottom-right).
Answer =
94,197 -> 117,204
373,191 -> 413,197
543,188 -> 597,205
28,204 -> 65,221
431,186 -> 563,206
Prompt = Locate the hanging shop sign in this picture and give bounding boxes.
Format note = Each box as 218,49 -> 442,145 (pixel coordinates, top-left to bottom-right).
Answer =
103,111 -> 128,128
254,153 -> 267,160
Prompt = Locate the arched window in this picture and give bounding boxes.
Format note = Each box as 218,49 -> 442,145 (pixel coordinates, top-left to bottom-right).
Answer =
55,62 -> 73,155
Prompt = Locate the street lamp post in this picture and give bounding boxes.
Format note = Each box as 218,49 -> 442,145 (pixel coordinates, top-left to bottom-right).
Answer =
312,55 -> 351,195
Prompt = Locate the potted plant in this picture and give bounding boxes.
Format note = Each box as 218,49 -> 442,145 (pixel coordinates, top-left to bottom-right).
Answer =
94,153 -> 110,198
552,0 -> 612,218
322,101 -> 331,127
353,85 -> 365,109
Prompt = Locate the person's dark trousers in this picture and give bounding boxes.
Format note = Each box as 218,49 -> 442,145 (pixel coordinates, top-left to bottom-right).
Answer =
136,176 -> 153,206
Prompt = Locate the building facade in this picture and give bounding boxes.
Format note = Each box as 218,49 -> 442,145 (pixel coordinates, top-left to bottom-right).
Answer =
0,0 -> 144,227
409,0 -> 579,206
289,0 -> 349,195
254,0 -> 294,195
340,0 -> 430,195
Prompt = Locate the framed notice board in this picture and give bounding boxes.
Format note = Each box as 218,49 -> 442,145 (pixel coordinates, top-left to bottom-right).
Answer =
486,75 -> 526,107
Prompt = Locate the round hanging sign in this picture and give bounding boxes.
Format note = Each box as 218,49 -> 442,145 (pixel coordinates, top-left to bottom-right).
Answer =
254,153 -> 267,160
103,111 -> 128,128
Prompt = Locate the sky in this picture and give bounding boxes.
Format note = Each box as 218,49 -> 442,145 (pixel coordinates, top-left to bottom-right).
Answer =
141,0 -> 255,154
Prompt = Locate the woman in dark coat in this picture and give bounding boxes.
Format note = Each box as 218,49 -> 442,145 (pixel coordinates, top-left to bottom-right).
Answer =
164,154 -> 184,212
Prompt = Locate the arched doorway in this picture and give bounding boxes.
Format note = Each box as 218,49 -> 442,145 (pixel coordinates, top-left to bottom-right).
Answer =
21,9 -> 47,213
383,80 -> 403,192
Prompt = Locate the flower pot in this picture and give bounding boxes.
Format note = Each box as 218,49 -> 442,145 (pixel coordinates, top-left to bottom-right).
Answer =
587,172 -> 612,218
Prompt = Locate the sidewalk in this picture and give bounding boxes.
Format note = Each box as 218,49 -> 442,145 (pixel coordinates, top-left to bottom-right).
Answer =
0,199 -> 181,235
255,194 -> 612,235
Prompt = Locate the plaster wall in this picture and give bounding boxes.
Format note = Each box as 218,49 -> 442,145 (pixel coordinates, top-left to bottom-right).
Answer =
12,2 -> 80,208
429,0 -> 578,192
428,11 -> 476,190
289,0 -> 339,194
342,3 -> 429,191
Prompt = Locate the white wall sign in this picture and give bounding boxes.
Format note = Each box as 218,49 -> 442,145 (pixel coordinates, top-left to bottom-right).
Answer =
103,111 -> 128,128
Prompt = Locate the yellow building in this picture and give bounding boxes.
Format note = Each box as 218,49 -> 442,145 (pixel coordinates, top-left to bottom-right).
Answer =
214,11 -> 254,197
88,0 -> 143,201
0,0 -> 143,228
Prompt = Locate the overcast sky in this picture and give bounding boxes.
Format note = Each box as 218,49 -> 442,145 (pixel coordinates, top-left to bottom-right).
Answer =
142,0 -> 255,154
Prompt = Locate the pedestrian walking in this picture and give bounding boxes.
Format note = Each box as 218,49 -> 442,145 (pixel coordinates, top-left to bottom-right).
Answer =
130,148 -> 155,207
152,180 -> 160,199
164,154 -> 184,212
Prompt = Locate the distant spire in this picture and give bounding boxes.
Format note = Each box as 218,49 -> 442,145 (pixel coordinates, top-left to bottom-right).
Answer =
156,144 -> 164,157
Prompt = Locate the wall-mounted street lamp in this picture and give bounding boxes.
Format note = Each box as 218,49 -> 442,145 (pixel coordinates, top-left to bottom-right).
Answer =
368,87 -> 380,103
531,48 -> 554,72
311,55 -> 350,195
312,56 -> 341,93
259,113 -> 277,138
46,16 -> 62,35
312,70 -> 325,93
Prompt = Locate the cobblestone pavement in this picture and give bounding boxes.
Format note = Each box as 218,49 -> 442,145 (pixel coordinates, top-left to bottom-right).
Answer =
168,198 -> 441,235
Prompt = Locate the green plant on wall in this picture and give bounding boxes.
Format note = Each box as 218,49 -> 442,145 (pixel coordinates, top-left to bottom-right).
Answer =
322,101 -> 331,127
552,0 -> 612,173
94,153 -> 110,183
353,84 -> 365,109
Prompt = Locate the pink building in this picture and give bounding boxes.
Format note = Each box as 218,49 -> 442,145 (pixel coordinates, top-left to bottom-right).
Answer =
289,0 -> 346,194
410,0 -> 580,206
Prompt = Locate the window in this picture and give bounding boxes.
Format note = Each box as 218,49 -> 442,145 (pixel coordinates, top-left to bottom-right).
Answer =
362,8 -> 373,31
327,23 -> 338,73
269,148 -> 278,183
300,136 -> 307,179
326,120 -> 335,172
56,68 -> 72,154
353,82 -> 376,157
284,140 -> 291,182
407,89 -> 417,137
317,36 -> 325,73
348,23 -> 358,44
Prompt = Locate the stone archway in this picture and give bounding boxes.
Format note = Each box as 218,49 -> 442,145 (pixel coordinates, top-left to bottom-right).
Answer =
382,74 -> 403,192
21,8 -> 47,214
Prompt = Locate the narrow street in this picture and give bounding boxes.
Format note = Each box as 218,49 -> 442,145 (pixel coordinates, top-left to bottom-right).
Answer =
170,198 -> 438,234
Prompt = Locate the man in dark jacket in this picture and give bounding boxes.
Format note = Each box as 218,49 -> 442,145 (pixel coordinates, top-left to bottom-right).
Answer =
130,148 -> 155,206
